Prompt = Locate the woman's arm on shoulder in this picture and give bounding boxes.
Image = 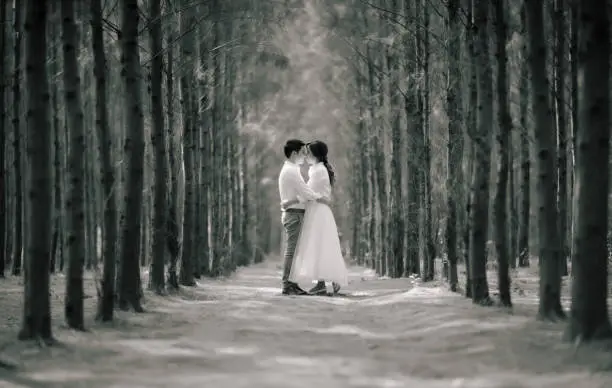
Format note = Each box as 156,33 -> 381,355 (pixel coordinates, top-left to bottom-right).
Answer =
309,165 -> 332,199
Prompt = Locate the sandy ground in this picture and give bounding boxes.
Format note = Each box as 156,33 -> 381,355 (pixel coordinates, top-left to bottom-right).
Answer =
1,260 -> 611,388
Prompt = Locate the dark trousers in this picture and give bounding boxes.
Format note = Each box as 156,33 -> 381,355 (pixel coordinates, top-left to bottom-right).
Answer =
281,209 -> 304,287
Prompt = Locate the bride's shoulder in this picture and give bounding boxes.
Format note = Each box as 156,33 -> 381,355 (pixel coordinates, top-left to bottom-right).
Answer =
309,163 -> 326,173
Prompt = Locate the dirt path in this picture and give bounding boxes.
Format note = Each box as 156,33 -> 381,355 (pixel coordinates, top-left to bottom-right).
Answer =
2,260 -> 611,388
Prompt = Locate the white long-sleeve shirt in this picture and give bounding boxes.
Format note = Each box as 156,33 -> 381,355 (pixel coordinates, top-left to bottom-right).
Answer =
278,160 -> 321,210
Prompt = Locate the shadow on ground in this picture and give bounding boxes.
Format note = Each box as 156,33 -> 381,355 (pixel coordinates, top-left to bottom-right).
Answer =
1,260 -> 611,388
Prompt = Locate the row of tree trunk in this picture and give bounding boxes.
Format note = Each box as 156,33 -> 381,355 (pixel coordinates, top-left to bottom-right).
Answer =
339,0 -> 611,340
0,0 -> 294,341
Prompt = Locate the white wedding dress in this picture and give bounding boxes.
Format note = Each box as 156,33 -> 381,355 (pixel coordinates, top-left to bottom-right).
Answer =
289,163 -> 348,287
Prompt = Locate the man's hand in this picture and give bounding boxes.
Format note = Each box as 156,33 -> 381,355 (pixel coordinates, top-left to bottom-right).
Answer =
316,197 -> 331,206
281,199 -> 300,210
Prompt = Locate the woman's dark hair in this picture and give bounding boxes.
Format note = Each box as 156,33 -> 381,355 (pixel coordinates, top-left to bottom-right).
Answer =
308,140 -> 335,186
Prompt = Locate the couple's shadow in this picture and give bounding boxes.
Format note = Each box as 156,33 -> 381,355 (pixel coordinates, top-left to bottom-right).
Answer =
285,291 -> 372,300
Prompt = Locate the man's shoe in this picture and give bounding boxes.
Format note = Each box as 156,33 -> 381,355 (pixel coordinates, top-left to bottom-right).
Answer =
332,282 -> 341,294
282,286 -> 297,295
308,281 -> 327,295
282,283 -> 308,295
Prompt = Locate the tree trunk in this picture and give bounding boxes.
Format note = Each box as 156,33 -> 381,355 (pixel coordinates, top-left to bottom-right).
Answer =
351,75 -> 366,263
148,0 -> 166,294
223,20 -> 239,272
421,0 -> 435,282
508,138 -> 518,269
387,0 -> 404,278
404,0 -> 419,277
553,0 -> 569,277
446,0 -> 462,291
196,11 -> 211,275
209,0 -> 227,277
374,122 -> 388,275
117,0 -> 145,312
469,0 -> 492,305
11,0 -> 23,276
19,0 -> 53,342
0,0 -> 6,278
238,126 -> 248,267
525,0 -> 565,321
165,11 -> 180,290
493,0 -> 512,308
48,5 -> 61,274
518,3 -> 530,268
61,0 -> 86,330
178,0 -> 196,286
463,0 -> 477,298
91,0 -> 117,322
565,0 -> 612,342
568,0 -> 578,269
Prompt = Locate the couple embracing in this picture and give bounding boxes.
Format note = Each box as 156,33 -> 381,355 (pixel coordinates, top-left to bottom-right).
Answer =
278,139 -> 348,296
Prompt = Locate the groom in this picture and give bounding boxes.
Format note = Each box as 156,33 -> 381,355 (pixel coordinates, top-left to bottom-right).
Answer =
278,139 -> 328,295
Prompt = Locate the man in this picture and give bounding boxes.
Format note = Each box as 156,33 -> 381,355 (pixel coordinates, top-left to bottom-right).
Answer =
278,139 -> 326,295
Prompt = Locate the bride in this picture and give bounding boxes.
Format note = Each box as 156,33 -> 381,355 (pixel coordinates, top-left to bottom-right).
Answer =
282,140 -> 348,295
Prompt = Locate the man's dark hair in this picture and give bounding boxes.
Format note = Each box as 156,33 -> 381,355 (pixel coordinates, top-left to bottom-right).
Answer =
283,139 -> 305,158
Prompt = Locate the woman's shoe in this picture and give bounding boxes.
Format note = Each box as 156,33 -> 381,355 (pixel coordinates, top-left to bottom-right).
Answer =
282,282 -> 308,295
308,281 -> 327,295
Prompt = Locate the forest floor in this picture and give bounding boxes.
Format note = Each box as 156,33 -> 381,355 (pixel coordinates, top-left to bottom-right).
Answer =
1,259 -> 612,388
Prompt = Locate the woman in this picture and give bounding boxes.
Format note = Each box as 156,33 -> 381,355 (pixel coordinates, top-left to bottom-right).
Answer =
282,140 -> 348,295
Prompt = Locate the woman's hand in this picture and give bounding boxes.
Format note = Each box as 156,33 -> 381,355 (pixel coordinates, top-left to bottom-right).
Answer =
316,197 -> 331,206
281,199 -> 300,209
